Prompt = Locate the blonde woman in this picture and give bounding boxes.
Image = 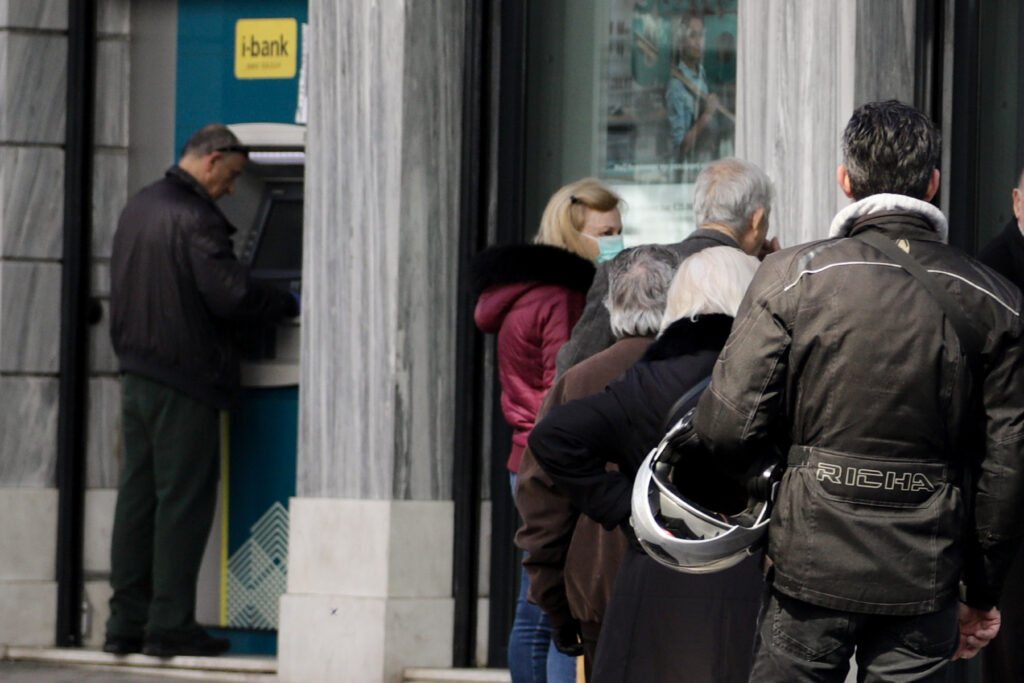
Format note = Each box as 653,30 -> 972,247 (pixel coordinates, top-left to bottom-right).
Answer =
472,178 -> 622,683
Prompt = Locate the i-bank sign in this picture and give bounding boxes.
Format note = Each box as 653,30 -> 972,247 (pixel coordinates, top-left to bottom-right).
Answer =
235,18 -> 298,79
176,0 -> 307,152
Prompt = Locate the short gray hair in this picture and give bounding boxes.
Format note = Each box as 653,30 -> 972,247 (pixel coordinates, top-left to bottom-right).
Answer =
660,246 -> 759,330
693,158 -> 774,235
603,245 -> 680,339
180,123 -> 246,159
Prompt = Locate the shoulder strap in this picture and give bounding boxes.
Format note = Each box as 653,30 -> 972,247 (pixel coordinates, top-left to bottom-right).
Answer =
660,375 -> 712,434
854,230 -> 986,357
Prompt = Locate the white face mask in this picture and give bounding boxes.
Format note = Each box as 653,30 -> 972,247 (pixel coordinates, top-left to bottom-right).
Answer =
584,233 -> 625,263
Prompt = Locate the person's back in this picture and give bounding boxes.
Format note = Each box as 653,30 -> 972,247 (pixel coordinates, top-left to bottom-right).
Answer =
112,172 -> 231,394
695,100 -> 1024,681
730,210 -> 1020,612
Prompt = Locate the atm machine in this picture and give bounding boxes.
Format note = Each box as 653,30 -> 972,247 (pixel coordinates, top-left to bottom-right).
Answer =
195,122 -> 304,655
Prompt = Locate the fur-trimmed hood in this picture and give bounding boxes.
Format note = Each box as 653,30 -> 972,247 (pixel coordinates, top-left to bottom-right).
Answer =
829,193 -> 948,243
471,244 -> 595,297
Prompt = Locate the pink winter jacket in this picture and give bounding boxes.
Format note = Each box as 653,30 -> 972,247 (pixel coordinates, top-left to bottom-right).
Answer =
472,245 -> 594,473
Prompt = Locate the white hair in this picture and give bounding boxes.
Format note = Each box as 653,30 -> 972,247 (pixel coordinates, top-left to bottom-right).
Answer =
660,246 -> 760,331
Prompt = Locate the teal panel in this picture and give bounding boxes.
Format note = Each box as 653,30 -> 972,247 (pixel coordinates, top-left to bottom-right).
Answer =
209,627 -> 277,656
228,386 -> 297,552
176,0 -> 308,153
225,386 -> 297,645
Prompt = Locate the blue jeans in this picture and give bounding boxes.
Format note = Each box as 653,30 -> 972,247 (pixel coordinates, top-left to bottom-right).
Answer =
508,473 -> 577,683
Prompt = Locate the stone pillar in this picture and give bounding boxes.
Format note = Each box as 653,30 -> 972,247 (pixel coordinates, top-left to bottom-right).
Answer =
0,0 -> 68,647
0,0 -> 129,647
278,2 -> 464,681
737,0 -> 917,247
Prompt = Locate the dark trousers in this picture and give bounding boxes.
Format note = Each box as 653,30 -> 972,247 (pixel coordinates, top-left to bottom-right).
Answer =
750,589 -> 959,683
106,373 -> 220,639
982,541 -> 1024,681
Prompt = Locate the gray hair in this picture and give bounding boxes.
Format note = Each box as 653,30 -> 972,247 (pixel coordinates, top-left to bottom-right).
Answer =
180,123 -> 246,159
660,246 -> 760,330
693,158 -> 774,236
603,245 -> 680,339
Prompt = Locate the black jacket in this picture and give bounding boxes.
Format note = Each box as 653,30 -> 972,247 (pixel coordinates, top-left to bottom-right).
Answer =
978,218 -> 1024,293
110,166 -> 298,408
555,228 -> 741,375
530,315 -> 761,683
695,195 -> 1024,614
530,314 -> 734,530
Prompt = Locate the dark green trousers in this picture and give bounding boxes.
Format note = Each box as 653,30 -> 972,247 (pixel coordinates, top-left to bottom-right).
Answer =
106,373 -> 220,639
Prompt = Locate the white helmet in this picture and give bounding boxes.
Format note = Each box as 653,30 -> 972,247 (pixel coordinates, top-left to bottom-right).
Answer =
630,407 -> 777,574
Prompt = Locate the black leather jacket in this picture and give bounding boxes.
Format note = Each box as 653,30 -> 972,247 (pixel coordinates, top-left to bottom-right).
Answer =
110,166 -> 297,408
695,195 -> 1024,614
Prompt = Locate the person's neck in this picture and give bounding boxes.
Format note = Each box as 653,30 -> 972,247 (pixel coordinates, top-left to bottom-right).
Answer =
682,55 -> 700,71
700,222 -> 738,241
177,157 -> 202,181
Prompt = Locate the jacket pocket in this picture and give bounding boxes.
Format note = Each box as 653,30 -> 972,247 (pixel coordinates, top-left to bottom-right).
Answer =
770,446 -> 963,610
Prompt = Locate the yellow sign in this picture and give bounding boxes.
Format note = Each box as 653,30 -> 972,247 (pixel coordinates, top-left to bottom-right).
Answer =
235,18 -> 297,79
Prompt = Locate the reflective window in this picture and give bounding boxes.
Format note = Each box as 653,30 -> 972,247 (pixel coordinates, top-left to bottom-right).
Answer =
525,1 -> 738,246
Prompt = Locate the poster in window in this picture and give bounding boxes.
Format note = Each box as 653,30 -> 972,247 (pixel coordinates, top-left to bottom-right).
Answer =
604,1 -> 738,246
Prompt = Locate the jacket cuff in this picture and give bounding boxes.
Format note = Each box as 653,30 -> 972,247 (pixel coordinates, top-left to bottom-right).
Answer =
960,580 -> 997,611
546,607 -> 575,628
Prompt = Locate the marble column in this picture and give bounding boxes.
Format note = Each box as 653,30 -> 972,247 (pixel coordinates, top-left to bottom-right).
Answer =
0,0 -> 131,647
278,2 -> 465,681
0,0 -> 67,647
737,0 -> 917,247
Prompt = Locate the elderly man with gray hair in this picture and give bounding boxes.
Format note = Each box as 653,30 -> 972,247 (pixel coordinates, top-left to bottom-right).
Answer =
556,157 -> 777,375
515,244 -> 680,678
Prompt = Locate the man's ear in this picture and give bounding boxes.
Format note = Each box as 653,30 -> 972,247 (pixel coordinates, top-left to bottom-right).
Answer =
203,152 -> 221,173
751,206 -> 766,234
923,168 -> 940,202
836,165 -> 854,198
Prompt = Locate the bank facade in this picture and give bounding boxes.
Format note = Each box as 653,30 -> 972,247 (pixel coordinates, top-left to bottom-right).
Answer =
0,1 -> 1017,681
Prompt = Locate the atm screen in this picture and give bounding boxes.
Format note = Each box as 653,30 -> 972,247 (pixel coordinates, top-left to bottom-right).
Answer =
251,199 -> 303,272
244,182 -> 304,283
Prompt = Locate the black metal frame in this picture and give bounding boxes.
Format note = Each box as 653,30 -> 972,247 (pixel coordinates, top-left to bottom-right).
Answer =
452,0 -> 487,667
56,0 -> 97,647
913,0 -> 945,128
452,0 -> 530,668
947,0 -> 980,253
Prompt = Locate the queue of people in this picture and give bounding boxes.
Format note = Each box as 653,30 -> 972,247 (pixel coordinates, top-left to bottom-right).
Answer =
474,100 -> 1024,683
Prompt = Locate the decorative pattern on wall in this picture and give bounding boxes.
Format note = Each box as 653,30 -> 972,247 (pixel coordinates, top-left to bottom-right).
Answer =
227,502 -> 289,629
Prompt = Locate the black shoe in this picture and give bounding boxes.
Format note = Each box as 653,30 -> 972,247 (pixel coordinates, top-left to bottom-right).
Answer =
143,630 -> 231,658
103,635 -> 143,655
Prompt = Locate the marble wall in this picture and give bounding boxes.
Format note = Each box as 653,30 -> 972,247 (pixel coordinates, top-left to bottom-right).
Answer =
298,0 -> 464,500
0,0 -> 129,647
0,0 -> 129,490
737,0 -> 916,248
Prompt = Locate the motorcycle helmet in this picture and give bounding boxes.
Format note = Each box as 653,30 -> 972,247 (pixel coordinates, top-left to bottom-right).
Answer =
630,407 -> 777,574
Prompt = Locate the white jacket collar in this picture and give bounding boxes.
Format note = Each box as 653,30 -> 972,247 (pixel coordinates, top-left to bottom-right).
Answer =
828,193 -> 948,243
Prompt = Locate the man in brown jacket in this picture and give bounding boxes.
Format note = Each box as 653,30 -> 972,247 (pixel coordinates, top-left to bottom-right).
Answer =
515,244 -> 680,677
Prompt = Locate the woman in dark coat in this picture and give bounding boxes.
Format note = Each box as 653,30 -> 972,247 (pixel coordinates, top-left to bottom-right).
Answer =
473,178 -> 623,683
529,246 -> 764,683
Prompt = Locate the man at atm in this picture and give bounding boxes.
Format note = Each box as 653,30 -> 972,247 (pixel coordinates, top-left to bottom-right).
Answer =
104,123 -> 299,658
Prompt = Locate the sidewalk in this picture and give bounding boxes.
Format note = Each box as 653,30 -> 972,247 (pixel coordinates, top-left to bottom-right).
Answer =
0,647 -> 275,682
0,661 -> 207,681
